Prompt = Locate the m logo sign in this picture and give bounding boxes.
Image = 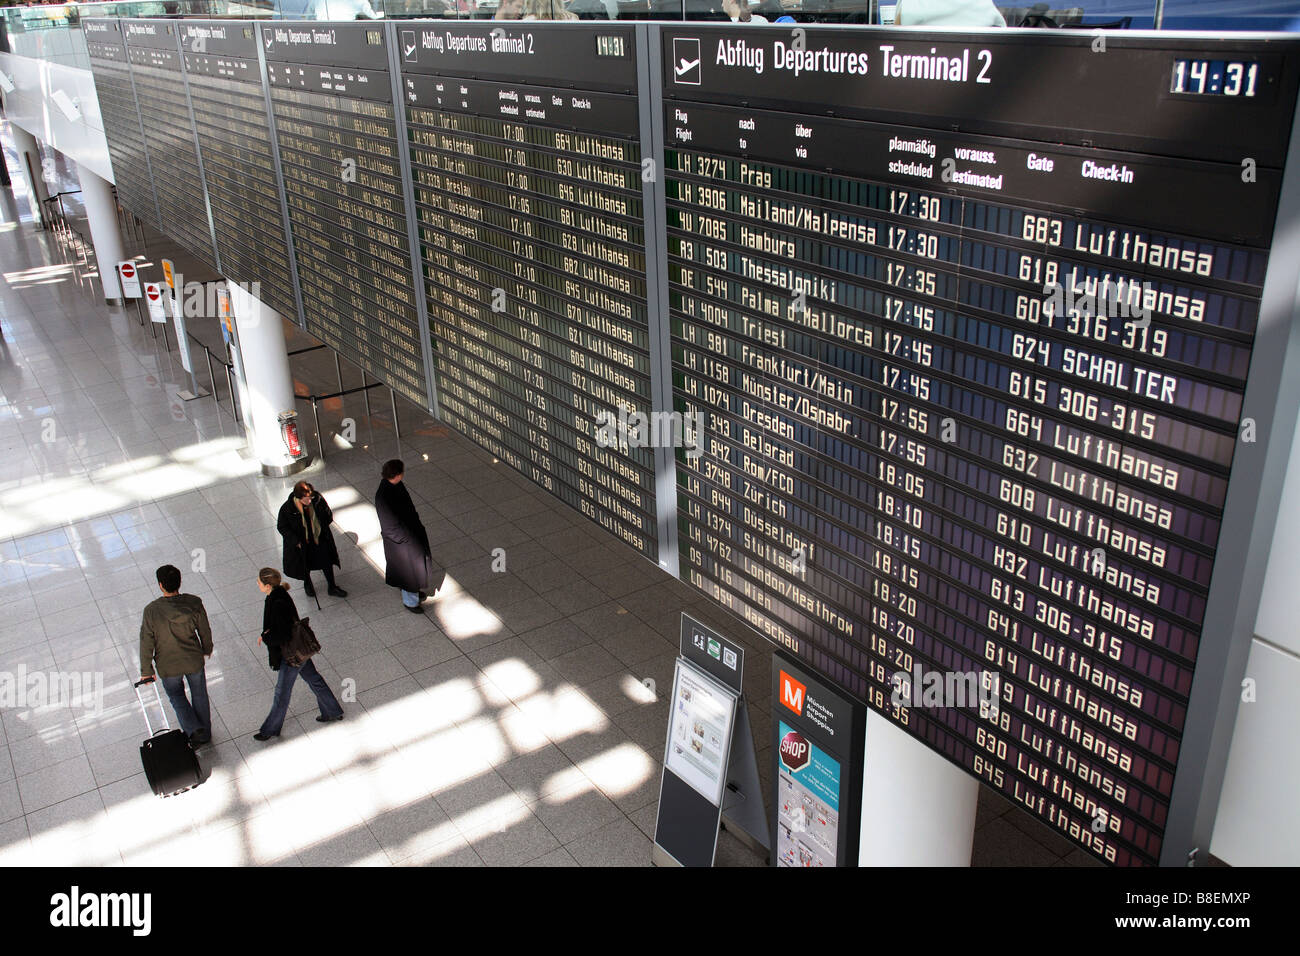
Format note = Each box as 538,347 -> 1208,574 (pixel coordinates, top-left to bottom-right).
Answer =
779,671 -> 805,716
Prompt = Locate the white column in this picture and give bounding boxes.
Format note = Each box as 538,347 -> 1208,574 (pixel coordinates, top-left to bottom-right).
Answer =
7,123 -> 50,221
858,711 -> 980,865
226,281 -> 311,477
75,160 -> 127,303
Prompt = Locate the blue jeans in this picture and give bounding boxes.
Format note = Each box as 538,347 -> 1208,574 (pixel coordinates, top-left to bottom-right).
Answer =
258,659 -> 343,737
161,667 -> 211,739
401,589 -> 420,607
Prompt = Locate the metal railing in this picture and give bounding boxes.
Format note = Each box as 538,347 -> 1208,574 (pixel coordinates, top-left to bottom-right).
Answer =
182,327 -> 403,459
284,342 -> 402,460
297,374 -> 397,463
185,329 -> 240,422
26,185 -> 406,463
40,188 -> 101,298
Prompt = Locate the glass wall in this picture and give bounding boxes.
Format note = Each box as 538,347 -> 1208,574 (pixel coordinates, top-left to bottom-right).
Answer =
3,0 -> 1300,68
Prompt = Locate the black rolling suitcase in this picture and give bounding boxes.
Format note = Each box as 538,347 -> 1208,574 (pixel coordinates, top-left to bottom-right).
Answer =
133,679 -> 202,797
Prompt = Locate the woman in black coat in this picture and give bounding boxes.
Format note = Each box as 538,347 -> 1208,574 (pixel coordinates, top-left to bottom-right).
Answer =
276,481 -> 346,598
254,568 -> 343,741
375,459 -> 441,613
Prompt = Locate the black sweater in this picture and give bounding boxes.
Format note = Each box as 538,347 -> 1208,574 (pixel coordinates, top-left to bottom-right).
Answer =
261,586 -> 299,669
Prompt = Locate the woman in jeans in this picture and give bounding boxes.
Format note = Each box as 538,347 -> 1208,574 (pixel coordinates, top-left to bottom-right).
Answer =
253,568 -> 344,741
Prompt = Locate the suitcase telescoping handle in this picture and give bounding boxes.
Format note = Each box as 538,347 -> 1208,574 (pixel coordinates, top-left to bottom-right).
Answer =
133,678 -> 171,736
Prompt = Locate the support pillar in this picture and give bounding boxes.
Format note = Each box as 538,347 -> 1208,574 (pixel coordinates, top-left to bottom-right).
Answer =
8,123 -> 50,223
226,280 -> 310,477
75,161 -> 127,304
858,711 -> 980,865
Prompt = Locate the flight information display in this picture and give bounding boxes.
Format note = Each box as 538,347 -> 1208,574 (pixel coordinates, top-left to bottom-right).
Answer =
82,18 -> 1300,866
264,22 -> 429,407
662,27 -> 1297,866
84,19 -> 160,229
400,23 -> 657,558
180,21 -> 299,321
122,20 -> 218,271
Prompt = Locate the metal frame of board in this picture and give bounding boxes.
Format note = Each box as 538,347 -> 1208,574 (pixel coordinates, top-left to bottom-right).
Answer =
385,19 -> 442,419
639,22 -> 680,578
1156,87 -> 1300,866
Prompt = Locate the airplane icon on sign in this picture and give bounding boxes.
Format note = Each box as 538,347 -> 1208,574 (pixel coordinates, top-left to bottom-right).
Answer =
672,38 -> 701,85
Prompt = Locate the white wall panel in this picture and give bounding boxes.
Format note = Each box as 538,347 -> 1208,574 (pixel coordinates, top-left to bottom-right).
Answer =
1211,639 -> 1300,864
0,53 -> 111,183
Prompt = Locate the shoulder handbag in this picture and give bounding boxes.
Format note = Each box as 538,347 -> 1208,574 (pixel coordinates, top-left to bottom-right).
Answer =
282,617 -> 322,668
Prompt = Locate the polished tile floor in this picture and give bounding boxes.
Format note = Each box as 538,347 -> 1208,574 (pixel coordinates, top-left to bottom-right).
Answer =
0,125 -> 1093,867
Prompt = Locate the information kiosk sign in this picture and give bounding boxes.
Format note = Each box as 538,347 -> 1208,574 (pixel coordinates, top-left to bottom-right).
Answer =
653,614 -> 755,867
772,653 -> 864,867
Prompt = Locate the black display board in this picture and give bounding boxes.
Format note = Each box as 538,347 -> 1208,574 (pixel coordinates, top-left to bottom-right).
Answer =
83,20 -> 1300,867
83,19 -> 160,229
122,19 -> 217,271
262,21 -> 429,407
399,23 -> 657,559
180,20 -> 299,322
662,26 -> 1300,866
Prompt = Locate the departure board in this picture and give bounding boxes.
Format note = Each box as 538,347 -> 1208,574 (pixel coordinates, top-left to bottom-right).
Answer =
400,24 -> 657,558
180,21 -> 298,321
84,19 -> 160,229
263,22 -> 429,407
123,20 -> 218,271
662,27 -> 1299,866
80,18 -> 1300,867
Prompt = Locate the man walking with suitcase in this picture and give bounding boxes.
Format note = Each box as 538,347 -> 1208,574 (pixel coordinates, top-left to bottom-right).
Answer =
139,565 -> 214,747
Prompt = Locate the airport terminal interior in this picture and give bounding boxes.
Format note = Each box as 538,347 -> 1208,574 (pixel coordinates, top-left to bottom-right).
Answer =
0,2 -> 1297,870
1,146 -> 1111,866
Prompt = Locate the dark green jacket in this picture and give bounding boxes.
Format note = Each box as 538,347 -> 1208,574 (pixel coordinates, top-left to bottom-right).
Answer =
139,594 -> 213,679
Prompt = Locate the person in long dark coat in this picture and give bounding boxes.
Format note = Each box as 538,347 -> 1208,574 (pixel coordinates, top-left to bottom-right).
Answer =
375,459 -> 439,613
276,481 -> 347,599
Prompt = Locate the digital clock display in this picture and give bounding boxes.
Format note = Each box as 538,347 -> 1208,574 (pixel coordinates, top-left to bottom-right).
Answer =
596,35 -> 626,58
1171,59 -> 1258,96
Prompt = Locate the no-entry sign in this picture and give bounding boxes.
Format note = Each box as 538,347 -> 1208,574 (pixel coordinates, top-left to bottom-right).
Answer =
117,260 -> 141,299
144,283 -> 166,323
